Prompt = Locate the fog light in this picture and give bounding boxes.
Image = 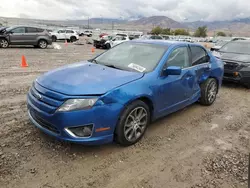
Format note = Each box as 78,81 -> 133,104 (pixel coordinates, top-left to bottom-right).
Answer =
65,124 -> 93,137
233,72 -> 239,77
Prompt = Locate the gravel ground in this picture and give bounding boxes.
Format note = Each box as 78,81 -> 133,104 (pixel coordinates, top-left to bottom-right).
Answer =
0,40 -> 249,188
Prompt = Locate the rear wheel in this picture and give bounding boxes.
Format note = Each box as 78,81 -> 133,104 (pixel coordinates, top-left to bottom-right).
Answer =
70,36 -> 77,42
38,40 -> 48,49
200,78 -> 218,106
115,100 -> 150,146
0,39 -> 9,48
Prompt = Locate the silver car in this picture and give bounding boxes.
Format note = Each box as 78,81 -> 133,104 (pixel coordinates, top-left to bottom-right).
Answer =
0,26 -> 52,49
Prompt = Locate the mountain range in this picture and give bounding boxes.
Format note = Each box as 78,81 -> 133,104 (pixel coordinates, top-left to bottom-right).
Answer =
1,16 -> 250,36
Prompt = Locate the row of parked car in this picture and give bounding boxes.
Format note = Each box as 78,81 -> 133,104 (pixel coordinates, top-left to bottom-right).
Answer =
0,26 -> 80,49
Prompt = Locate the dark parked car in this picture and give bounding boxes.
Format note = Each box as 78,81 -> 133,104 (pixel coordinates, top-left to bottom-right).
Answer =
0,26 -> 52,49
216,40 -> 250,88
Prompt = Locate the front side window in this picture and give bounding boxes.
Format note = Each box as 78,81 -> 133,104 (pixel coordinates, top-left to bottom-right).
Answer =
164,47 -> 190,69
58,30 -> 65,33
190,46 -> 208,66
11,27 -> 25,34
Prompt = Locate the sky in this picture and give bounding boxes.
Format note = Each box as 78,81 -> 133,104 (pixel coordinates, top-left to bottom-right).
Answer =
0,0 -> 250,21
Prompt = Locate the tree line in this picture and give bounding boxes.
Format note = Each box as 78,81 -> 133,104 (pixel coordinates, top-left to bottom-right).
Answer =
150,26 -> 227,37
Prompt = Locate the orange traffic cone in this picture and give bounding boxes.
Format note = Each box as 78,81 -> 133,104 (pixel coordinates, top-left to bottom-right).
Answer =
91,47 -> 95,53
65,40 -> 68,46
21,55 -> 28,67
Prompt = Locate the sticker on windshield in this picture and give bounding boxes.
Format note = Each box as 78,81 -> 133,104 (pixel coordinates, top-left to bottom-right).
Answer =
128,63 -> 146,72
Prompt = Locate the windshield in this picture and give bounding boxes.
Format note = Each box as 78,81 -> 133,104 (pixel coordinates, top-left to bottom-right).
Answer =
215,41 -> 229,46
5,27 -> 15,32
94,42 -> 167,72
219,42 -> 250,54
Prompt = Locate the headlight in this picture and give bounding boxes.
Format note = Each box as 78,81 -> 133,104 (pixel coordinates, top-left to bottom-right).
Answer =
58,98 -> 98,112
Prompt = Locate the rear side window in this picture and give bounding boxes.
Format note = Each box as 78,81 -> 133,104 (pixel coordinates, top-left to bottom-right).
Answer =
66,30 -> 74,33
26,27 -> 38,33
190,46 -> 208,66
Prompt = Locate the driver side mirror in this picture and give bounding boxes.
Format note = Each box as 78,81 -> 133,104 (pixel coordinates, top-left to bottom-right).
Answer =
163,66 -> 182,76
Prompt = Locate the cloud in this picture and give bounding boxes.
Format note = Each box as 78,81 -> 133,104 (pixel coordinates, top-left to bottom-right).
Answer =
1,0 -> 250,21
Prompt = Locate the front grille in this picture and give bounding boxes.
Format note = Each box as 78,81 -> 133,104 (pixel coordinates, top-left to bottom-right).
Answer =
29,83 -> 64,114
30,110 -> 60,134
224,73 -> 234,77
224,62 -> 239,70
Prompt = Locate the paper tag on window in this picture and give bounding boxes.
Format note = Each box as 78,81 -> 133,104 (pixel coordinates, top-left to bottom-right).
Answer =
128,63 -> 146,72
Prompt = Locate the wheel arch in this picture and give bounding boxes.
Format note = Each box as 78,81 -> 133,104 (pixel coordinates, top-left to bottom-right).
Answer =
120,95 -> 154,123
37,38 -> 48,45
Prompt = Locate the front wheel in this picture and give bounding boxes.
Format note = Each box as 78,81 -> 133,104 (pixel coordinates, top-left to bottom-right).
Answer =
106,43 -> 111,49
115,100 -> 150,146
0,39 -> 9,48
52,36 -> 57,42
200,78 -> 218,106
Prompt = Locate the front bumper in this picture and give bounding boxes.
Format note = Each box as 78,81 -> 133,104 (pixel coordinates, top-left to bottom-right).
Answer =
27,84 -> 123,145
223,68 -> 250,85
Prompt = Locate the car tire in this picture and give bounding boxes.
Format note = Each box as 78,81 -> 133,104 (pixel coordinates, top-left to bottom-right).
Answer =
200,78 -> 218,106
38,40 -> 48,49
106,43 -> 111,49
115,100 -> 150,146
70,36 -> 77,42
0,38 -> 9,48
52,36 -> 57,42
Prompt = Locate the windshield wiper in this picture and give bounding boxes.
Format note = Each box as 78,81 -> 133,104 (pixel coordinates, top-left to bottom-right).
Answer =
88,59 -> 98,64
103,64 -> 122,70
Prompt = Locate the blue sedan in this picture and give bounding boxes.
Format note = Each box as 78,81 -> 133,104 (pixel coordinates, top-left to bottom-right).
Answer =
27,40 -> 224,146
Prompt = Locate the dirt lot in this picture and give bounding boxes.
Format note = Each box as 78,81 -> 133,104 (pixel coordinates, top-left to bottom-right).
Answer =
0,40 -> 249,188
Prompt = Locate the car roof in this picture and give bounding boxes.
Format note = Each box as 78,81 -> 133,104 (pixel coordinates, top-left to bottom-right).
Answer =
229,39 -> 250,43
130,39 -> 203,47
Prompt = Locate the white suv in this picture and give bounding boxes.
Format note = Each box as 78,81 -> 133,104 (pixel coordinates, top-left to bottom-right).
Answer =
51,29 -> 79,42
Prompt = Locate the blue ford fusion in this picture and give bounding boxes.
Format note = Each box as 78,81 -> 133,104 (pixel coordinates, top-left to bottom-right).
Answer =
27,40 -> 224,146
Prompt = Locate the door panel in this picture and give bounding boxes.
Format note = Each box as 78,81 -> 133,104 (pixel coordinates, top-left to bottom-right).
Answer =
157,69 -> 195,114
189,45 -> 212,94
156,46 -> 195,117
9,27 -> 26,44
24,27 -> 39,45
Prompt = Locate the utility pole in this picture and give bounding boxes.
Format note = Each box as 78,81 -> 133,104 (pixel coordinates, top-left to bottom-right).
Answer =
88,17 -> 90,29
112,21 -> 114,31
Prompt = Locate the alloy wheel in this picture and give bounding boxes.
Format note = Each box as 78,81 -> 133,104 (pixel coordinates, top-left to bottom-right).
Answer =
39,41 -> 47,49
0,39 -> 8,48
208,81 -> 217,103
124,107 -> 148,142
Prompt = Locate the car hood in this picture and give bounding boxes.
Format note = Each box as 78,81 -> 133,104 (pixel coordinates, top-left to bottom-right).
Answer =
37,61 -> 144,96
220,52 -> 250,63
